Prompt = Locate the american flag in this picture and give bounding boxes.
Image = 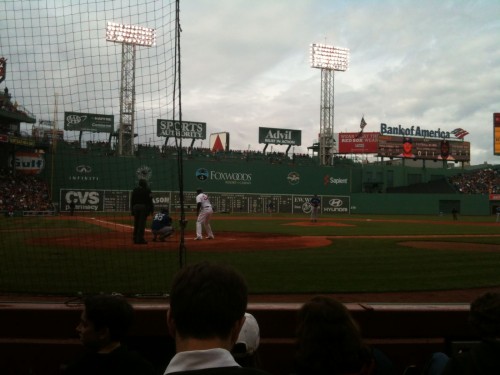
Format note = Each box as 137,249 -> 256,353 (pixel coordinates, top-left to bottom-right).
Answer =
355,116 -> 367,138
360,116 -> 367,129
451,128 -> 469,139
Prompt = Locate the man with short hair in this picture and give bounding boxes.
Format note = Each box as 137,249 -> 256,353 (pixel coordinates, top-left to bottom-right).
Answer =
65,294 -> 156,375
164,262 -> 270,374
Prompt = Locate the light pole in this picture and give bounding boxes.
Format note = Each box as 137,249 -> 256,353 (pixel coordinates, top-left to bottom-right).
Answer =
310,43 -> 349,166
106,22 -> 156,156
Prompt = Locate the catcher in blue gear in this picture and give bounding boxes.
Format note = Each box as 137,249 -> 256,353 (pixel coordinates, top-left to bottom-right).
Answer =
151,208 -> 174,242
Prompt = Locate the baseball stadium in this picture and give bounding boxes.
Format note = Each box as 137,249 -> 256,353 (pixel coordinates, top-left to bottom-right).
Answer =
1,1 -> 500,374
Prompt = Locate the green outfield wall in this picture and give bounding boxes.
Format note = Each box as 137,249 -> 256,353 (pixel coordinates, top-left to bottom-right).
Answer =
29,147 -> 493,216
351,193 -> 490,215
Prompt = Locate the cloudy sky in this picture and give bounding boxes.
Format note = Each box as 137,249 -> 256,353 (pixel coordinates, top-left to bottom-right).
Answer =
179,0 -> 500,164
2,0 -> 500,165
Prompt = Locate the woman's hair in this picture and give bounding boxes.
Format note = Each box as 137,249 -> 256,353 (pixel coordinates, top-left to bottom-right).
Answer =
84,294 -> 134,342
469,292 -> 500,338
294,296 -> 371,374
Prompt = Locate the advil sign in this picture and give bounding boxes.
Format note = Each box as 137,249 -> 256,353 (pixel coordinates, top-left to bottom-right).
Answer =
259,127 -> 301,145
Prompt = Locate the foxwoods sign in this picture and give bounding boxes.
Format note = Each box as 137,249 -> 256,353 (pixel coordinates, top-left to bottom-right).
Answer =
380,123 -> 451,139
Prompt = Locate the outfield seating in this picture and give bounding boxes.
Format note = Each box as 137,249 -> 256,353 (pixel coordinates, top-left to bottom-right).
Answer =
0,300 -> 476,375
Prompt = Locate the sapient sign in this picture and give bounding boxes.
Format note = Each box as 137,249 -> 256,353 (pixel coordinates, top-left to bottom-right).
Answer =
323,174 -> 349,186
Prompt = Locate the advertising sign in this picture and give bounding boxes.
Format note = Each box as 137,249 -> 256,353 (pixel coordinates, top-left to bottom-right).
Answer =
157,119 -> 206,139
10,151 -> 45,175
259,127 -> 301,145
292,195 -> 350,215
60,189 -> 104,212
321,195 -> 351,214
494,113 -> 500,156
210,132 -> 230,152
377,135 -> 470,161
336,132 -> 379,154
64,112 -> 114,133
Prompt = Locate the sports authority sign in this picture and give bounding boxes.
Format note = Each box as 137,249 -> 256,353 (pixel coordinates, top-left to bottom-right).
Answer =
64,112 -> 114,133
259,127 -> 301,145
336,132 -> 379,154
157,119 -> 206,139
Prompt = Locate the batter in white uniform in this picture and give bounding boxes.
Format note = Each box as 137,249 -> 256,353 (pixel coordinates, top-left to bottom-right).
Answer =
194,188 -> 214,240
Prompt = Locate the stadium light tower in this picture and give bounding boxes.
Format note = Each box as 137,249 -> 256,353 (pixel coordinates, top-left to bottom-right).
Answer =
310,43 -> 349,165
106,22 -> 156,156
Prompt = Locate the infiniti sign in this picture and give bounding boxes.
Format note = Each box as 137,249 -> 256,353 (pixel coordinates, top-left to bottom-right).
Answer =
76,165 -> 92,173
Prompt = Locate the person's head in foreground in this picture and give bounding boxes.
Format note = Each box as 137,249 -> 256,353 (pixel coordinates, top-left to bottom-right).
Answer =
469,291 -> 500,339
294,295 -> 373,375
77,294 -> 134,353
167,261 -> 248,351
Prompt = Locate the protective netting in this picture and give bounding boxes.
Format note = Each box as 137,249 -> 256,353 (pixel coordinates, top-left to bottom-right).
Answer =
0,0 -> 182,296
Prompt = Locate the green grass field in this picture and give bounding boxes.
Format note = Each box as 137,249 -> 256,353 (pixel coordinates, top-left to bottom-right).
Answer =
1,213 -> 500,297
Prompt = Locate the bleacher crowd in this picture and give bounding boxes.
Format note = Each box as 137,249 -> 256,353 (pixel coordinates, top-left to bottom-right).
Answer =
0,168 -> 54,214
448,168 -> 500,194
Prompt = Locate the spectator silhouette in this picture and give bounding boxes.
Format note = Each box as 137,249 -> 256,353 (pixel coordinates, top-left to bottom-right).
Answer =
231,312 -> 261,368
293,296 -> 394,375
64,294 -> 156,375
164,261 -> 270,374
425,292 -> 500,375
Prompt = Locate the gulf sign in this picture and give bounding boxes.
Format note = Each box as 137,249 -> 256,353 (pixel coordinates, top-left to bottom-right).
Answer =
336,132 -> 379,154
12,152 -> 45,175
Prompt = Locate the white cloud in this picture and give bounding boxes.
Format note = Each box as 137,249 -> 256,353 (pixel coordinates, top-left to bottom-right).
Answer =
179,0 -> 500,163
3,0 -> 500,164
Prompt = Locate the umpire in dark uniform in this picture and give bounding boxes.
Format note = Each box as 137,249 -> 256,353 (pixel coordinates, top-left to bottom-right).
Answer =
131,179 -> 154,244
